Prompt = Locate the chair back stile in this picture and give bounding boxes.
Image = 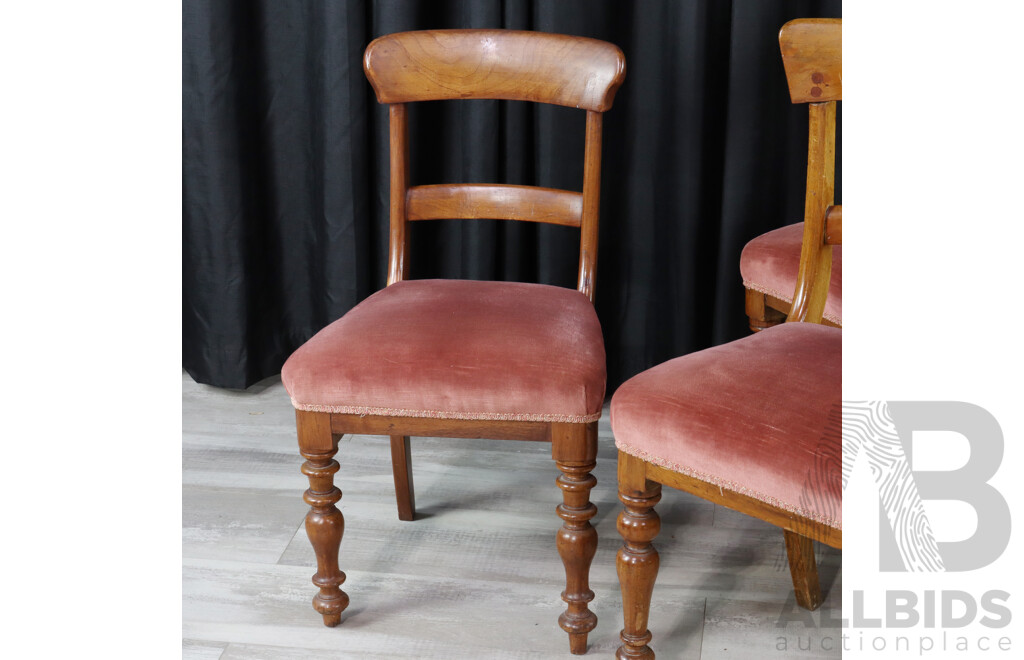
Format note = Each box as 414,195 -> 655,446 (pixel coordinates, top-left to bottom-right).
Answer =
363,30 -> 626,302
780,19 -> 842,325
387,104 -> 410,286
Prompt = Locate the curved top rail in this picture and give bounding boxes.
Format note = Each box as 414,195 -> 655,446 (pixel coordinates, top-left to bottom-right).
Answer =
779,19 -> 842,103
364,29 -> 626,112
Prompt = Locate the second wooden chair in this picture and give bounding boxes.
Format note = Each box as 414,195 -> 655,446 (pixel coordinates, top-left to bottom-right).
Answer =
611,19 -> 842,659
741,18 -> 842,332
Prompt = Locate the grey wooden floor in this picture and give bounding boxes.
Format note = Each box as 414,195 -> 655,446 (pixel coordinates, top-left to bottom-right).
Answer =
183,371 -> 841,659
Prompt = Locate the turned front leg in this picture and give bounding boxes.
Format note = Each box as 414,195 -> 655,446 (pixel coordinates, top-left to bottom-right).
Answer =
556,460 -> 598,654
617,452 -> 662,660
296,411 -> 349,627
552,422 -> 599,655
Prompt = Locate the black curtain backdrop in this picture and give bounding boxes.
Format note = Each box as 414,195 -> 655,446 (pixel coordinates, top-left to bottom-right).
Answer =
183,0 -> 841,392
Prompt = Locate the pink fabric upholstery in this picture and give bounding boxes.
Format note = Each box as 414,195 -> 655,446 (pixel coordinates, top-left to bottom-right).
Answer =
740,222 -> 842,324
611,323 -> 841,529
282,279 -> 606,422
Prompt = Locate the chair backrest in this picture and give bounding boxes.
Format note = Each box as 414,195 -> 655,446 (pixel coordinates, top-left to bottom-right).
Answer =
363,30 -> 626,302
779,18 -> 841,325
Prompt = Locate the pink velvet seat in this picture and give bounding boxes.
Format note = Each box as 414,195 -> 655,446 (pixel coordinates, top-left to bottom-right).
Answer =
740,222 -> 842,324
282,279 -> 606,423
611,322 -> 841,529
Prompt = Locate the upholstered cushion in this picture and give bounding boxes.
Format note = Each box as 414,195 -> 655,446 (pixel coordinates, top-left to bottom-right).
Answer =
740,222 -> 842,324
282,279 -> 606,422
611,323 -> 841,528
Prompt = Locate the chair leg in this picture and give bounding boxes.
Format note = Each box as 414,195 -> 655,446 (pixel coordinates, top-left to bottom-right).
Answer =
390,435 -> 415,521
296,411 -> 349,627
616,452 -> 662,660
552,422 -> 599,655
745,288 -> 786,332
784,529 -> 822,610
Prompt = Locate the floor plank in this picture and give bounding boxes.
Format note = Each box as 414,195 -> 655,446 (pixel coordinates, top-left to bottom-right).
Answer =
183,639 -> 227,660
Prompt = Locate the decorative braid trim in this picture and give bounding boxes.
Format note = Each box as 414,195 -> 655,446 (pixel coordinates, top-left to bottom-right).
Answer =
291,399 -> 601,423
743,280 -> 842,325
615,440 -> 842,531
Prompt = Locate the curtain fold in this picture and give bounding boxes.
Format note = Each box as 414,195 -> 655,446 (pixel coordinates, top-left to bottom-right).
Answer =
183,0 -> 841,390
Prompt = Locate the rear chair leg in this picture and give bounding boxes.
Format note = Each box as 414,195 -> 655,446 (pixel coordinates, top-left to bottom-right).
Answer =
552,422 -> 599,654
745,288 -> 786,332
390,435 -> 415,521
297,411 -> 349,626
784,529 -> 822,610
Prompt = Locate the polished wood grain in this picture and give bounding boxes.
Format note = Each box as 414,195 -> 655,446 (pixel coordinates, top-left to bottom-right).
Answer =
779,19 -> 842,103
328,413 -> 550,442
389,436 -> 415,521
788,100 -> 837,325
782,19 -> 840,326
296,411 -> 348,627
785,529 -> 823,610
577,112 -> 603,303
372,30 -> 616,310
387,104 -> 410,286
744,18 -> 841,331
645,461 -> 841,550
744,288 -> 787,332
364,30 -> 626,112
551,422 -> 600,654
747,290 -> 840,332
616,453 -> 661,660
407,184 -> 583,226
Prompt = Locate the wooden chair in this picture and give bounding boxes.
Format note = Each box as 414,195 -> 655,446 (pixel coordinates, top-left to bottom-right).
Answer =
611,19 -> 842,659
280,30 -> 625,654
741,18 -> 842,332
